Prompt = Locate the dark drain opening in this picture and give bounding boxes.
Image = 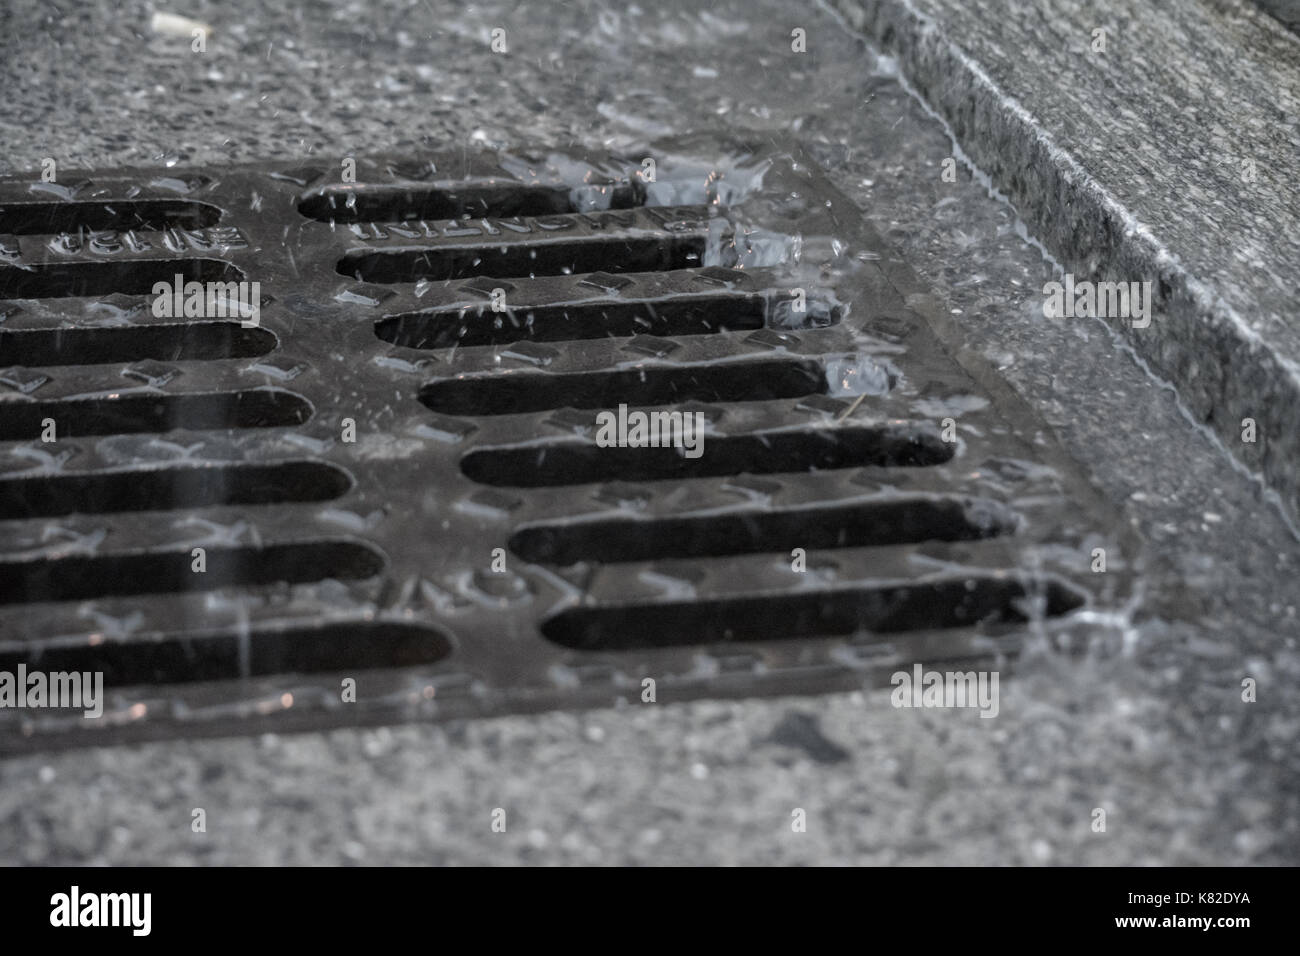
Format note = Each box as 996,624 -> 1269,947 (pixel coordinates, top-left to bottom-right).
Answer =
0,460 -> 352,520
1,620 -> 451,687
542,577 -> 1085,650
299,182 -> 642,223
0,322 -> 276,367
0,389 -> 311,440
511,497 -> 1016,565
339,236 -> 706,283
0,199 -> 222,235
0,540 -> 386,605
420,358 -> 828,416
377,292 -> 779,349
0,258 -> 244,300
460,425 -> 953,487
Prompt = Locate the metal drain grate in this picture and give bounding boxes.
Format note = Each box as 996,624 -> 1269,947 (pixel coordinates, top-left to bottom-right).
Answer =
0,141 -> 1132,752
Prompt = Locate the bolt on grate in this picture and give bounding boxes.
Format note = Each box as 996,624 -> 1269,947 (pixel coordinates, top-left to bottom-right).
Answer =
0,139 -> 1135,752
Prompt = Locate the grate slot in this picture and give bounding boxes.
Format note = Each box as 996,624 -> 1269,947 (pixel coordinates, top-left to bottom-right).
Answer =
298,182 -> 642,224
542,577 -> 1085,650
0,540 -> 385,605
339,235 -> 705,283
0,199 -> 222,235
0,389 -> 311,440
509,496 -> 1016,565
0,257 -> 243,300
0,322 -> 276,367
0,619 -> 451,687
460,425 -> 953,487
0,460 -> 351,520
420,358 -> 829,416
376,292 -> 778,348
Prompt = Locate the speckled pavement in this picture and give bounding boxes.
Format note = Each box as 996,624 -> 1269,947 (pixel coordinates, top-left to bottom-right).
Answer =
0,0 -> 1296,865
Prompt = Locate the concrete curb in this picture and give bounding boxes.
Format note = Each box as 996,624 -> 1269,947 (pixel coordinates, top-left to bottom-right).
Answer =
829,0 -> 1300,526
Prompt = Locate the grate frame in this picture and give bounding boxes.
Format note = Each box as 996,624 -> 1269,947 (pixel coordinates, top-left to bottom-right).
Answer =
0,138 -> 1137,753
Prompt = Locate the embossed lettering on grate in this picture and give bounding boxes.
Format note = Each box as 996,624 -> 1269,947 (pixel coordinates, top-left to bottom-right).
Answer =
0,143 -> 1132,752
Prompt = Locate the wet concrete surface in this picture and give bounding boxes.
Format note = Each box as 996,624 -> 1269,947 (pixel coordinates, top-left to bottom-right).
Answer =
0,0 -> 1296,864
833,0 -> 1300,525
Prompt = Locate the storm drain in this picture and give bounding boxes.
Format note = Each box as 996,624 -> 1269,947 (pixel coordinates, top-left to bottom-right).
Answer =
0,141 -> 1132,752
